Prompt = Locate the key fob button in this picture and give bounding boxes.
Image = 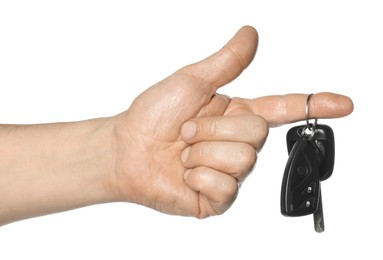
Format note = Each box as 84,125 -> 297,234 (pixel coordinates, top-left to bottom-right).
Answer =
301,181 -> 317,196
299,197 -> 316,210
297,165 -> 308,175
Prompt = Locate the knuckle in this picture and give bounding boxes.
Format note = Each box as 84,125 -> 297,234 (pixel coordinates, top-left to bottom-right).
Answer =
207,118 -> 220,137
235,144 -> 257,170
258,118 -> 269,148
249,116 -> 269,148
226,181 -> 239,198
259,117 -> 270,139
215,180 -> 238,209
196,143 -> 210,165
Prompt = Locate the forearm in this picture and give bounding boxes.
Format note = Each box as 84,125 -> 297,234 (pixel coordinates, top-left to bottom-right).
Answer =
0,118 -> 117,226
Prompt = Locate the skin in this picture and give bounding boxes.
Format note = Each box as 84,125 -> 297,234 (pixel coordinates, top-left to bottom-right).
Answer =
0,26 -> 353,226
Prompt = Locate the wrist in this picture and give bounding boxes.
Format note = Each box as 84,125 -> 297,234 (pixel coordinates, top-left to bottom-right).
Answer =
0,117 -> 118,225
76,117 -> 120,204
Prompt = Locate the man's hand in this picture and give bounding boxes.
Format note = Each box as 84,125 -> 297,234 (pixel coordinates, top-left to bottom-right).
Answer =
0,26 -> 353,226
111,26 -> 354,218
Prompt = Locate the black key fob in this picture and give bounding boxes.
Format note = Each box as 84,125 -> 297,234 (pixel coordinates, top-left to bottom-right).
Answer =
286,124 -> 335,181
281,138 -> 321,216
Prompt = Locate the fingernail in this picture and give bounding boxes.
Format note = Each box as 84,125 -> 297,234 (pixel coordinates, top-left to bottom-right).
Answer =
181,121 -> 196,140
181,146 -> 191,163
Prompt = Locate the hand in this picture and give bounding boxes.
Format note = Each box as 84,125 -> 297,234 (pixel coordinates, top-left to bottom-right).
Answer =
0,25 -> 353,226
110,26 -> 354,218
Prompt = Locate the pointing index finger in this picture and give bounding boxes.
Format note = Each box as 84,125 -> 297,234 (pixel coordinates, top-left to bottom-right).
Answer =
226,92 -> 354,127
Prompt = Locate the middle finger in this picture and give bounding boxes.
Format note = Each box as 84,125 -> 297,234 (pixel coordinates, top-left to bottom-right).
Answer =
181,141 -> 257,179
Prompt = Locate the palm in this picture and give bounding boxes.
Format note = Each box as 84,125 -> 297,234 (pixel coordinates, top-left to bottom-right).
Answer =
116,72 -> 227,217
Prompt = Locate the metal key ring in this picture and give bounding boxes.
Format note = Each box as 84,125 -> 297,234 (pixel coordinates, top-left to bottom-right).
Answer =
302,93 -> 318,139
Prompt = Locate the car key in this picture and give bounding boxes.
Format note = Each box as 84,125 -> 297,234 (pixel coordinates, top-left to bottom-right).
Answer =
281,137 -> 322,217
281,94 -> 336,233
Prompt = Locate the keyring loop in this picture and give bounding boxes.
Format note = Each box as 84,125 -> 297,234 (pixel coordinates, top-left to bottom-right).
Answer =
302,93 -> 318,139
306,93 -> 317,129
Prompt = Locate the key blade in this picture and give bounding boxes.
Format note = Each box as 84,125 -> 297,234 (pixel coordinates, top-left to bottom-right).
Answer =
313,191 -> 325,233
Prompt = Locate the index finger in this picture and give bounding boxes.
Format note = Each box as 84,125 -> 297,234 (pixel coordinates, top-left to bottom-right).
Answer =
226,92 -> 354,127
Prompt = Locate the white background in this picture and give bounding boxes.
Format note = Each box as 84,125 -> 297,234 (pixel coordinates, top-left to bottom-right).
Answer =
0,1 -> 382,259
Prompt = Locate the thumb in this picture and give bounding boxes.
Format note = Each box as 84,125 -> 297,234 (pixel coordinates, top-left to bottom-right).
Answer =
177,26 -> 259,95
